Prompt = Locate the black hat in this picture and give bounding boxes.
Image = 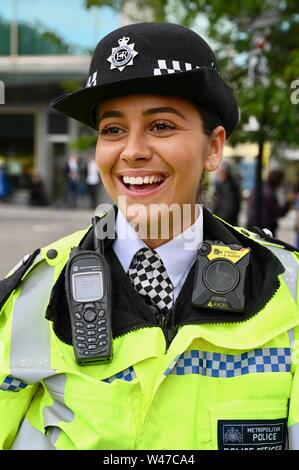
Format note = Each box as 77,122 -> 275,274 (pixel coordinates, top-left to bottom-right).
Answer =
51,22 -> 239,137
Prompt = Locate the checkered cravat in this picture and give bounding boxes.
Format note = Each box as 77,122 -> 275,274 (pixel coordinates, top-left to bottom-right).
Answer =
128,248 -> 174,311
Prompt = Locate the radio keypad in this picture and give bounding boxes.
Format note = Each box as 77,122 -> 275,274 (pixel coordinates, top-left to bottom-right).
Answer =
84,309 -> 97,322
74,303 -> 108,352
76,335 -> 86,341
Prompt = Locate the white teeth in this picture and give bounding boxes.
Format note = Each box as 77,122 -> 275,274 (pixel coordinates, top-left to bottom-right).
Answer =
122,175 -> 166,185
135,176 -> 143,185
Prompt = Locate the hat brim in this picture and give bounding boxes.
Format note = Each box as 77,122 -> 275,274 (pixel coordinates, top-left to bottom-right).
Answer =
51,68 -> 239,137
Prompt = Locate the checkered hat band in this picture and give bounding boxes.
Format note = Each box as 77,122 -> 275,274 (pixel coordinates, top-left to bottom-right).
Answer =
0,375 -> 28,392
153,59 -> 201,76
103,366 -> 136,384
128,248 -> 173,311
164,348 -> 291,378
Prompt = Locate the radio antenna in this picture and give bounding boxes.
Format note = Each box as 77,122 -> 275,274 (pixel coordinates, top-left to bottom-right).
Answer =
92,211 -> 107,255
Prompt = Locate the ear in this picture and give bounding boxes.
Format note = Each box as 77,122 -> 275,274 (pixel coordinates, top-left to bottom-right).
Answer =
204,126 -> 226,173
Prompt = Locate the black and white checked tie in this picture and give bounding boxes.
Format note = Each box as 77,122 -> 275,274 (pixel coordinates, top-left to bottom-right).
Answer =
128,248 -> 174,311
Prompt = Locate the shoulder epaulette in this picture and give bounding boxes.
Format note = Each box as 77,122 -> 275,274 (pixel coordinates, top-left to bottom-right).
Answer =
250,226 -> 298,252
0,249 -> 41,309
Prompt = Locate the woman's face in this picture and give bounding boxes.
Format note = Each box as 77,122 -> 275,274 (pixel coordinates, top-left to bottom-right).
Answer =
96,94 -> 224,234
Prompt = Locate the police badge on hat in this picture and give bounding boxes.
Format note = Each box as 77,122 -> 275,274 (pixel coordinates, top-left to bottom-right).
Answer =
107,36 -> 138,72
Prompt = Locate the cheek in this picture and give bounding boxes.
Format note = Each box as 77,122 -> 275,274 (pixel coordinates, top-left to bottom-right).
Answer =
95,141 -> 113,178
95,139 -> 103,170
175,142 -> 207,181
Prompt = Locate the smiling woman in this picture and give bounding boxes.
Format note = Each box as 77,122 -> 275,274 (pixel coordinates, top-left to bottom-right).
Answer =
1,22 -> 299,452
95,94 -> 225,246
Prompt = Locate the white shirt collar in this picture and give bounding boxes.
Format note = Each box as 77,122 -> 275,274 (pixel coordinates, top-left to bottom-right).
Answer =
113,207 -> 203,290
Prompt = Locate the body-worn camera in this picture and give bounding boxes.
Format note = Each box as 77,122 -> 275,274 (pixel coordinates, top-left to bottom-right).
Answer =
192,241 -> 251,313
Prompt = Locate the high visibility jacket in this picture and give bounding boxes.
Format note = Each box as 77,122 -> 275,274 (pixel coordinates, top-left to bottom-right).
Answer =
1,218 -> 299,450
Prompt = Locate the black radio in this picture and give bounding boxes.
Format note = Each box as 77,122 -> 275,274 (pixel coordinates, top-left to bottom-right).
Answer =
65,215 -> 112,364
192,241 -> 251,313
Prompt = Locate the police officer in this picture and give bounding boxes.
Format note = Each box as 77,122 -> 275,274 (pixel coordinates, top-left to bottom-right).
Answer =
0,22 -> 299,451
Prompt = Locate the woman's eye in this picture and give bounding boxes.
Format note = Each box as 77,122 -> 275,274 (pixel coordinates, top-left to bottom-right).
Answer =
99,126 -> 124,135
150,121 -> 176,132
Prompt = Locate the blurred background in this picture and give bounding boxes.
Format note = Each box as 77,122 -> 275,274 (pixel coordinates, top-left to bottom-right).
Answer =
0,0 -> 299,277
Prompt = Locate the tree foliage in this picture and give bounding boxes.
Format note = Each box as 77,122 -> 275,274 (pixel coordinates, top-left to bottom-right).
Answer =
85,0 -> 299,151
0,15 -> 73,55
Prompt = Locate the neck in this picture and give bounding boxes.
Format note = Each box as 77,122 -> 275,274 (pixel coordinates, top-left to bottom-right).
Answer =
141,203 -> 200,249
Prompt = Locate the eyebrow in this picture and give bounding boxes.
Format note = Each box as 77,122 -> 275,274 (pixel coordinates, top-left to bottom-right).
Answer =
98,111 -> 124,123
98,106 -> 186,124
142,107 -> 186,120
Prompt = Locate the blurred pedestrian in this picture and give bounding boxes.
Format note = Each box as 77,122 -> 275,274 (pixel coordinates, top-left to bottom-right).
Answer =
85,155 -> 101,209
213,160 -> 241,225
64,153 -> 80,208
0,162 -> 9,201
247,168 -> 296,236
28,171 -> 48,207
7,158 -> 22,194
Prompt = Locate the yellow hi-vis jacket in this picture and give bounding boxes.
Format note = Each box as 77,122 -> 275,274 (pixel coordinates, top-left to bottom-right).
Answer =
0,226 -> 299,450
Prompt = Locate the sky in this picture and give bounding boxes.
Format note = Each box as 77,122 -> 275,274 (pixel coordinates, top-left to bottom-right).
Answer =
0,0 -> 120,52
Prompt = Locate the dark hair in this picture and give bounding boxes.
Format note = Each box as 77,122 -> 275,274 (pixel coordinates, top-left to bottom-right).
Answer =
267,169 -> 285,189
194,104 -> 221,137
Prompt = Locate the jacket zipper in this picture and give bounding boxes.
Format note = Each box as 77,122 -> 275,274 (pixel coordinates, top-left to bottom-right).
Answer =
156,307 -> 178,349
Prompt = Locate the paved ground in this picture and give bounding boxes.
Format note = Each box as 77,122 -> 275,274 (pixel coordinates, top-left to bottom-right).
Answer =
0,204 -> 94,278
0,202 -> 297,279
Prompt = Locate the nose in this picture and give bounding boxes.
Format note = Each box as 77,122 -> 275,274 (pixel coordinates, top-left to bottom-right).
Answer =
120,129 -> 152,164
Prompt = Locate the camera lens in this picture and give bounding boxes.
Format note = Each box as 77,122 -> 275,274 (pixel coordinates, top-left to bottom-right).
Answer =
203,260 -> 239,294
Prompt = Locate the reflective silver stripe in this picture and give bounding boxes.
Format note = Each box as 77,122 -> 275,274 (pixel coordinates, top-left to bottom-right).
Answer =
7,251 -> 43,277
288,423 -> 299,450
11,418 -> 56,450
10,262 -> 56,383
288,328 -> 295,346
43,374 -> 74,426
266,246 -> 298,301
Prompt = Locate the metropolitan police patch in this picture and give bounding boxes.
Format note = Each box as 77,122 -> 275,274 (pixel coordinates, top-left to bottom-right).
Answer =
107,36 -> 138,72
218,419 -> 287,450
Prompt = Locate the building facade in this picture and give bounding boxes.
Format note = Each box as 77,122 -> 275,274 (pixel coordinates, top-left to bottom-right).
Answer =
0,0 -> 119,202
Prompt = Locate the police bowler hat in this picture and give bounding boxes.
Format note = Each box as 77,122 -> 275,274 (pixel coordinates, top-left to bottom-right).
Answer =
51,22 -> 239,137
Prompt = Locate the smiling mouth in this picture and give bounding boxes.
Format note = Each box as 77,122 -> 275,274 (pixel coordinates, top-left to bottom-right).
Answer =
118,174 -> 169,192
